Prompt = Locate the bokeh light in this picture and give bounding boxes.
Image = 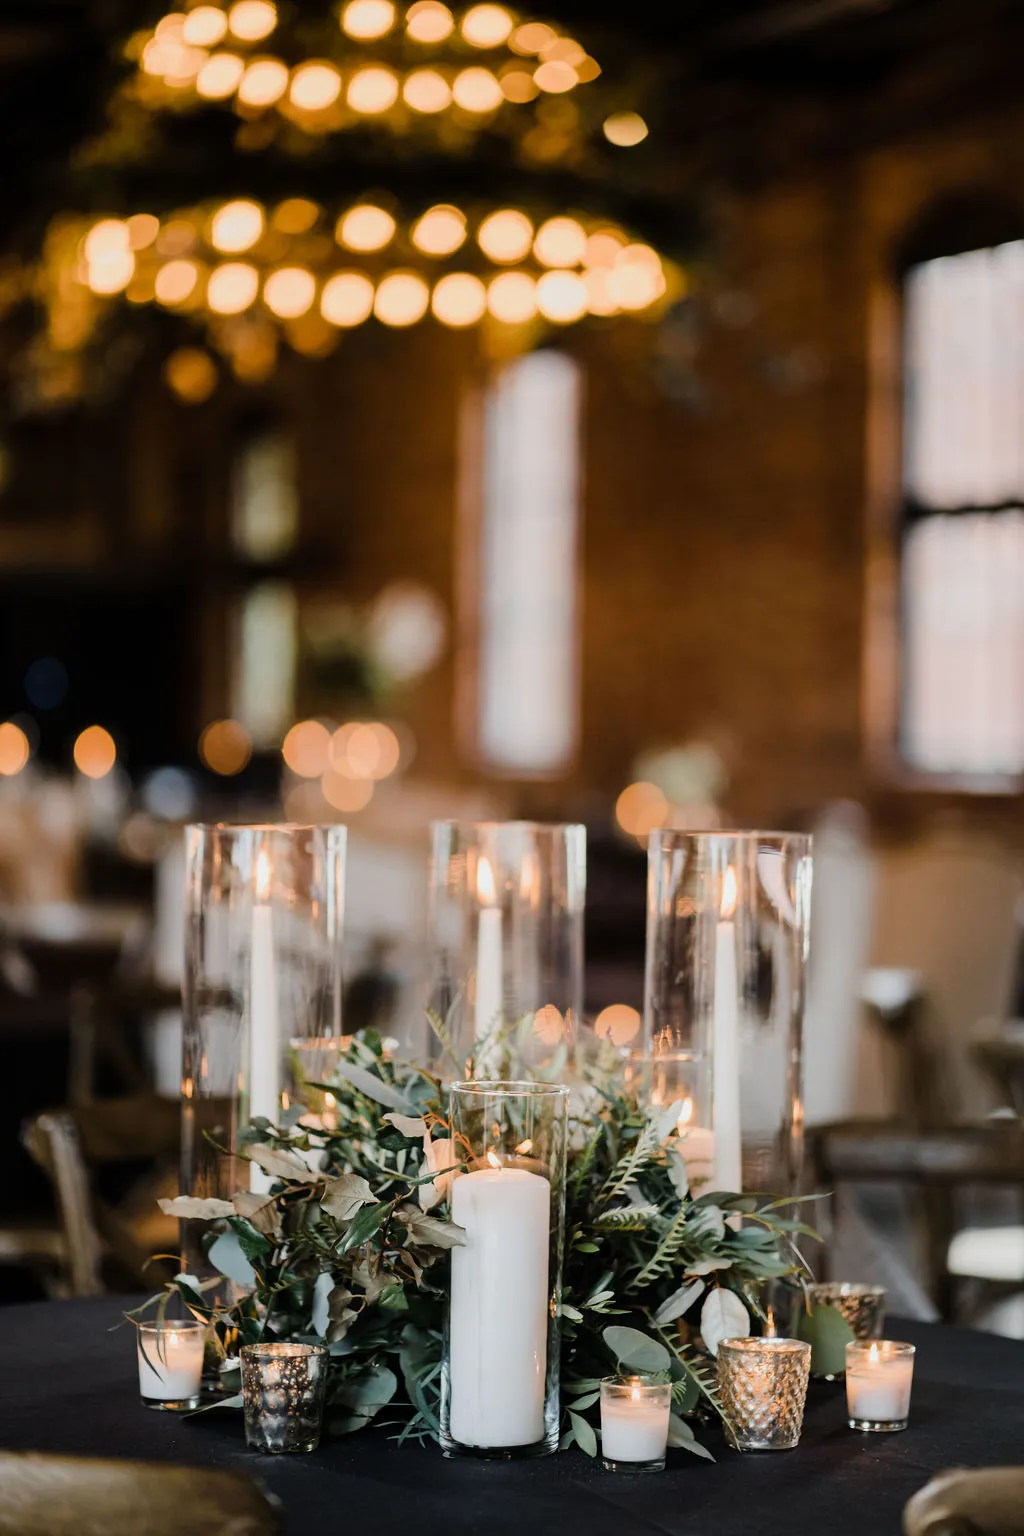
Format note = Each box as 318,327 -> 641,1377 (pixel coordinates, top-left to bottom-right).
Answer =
329,721 -> 400,779
163,347 -> 218,402
403,69 -> 451,112
210,199 -> 264,253
536,268 -> 587,322
127,214 -> 160,250
289,62 -> 342,110
0,722 -> 30,776
610,245 -> 666,310
155,259 -> 200,305
84,221 -> 130,262
603,110 -> 648,147
406,0 -> 454,41
341,0 -> 396,39
347,66 -> 399,113
452,67 -> 502,111
594,1003 -> 641,1047
198,718 -> 252,775
533,60 -> 577,93
282,719 -> 332,778
207,262 -> 259,314
183,6 -> 229,46
238,57 -> 289,106
585,229 -> 625,267
87,250 -> 135,295
487,270 -> 537,323
272,198 -> 320,234
321,770 -> 374,813
510,20 -> 555,54
320,271 -> 375,325
615,780 -> 668,837
533,216 -> 587,268
227,1 -> 278,42
461,4 -> 514,46
263,266 -> 316,318
499,69 -> 538,102
431,272 -> 486,326
196,52 -> 245,98
477,209 -> 533,263
373,271 -> 429,325
336,204 -> 395,252
74,725 -> 117,780
412,205 -> 466,256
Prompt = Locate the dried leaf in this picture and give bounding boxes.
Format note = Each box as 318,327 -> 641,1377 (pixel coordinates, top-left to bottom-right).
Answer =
384,1113 -> 427,1139
322,1174 -> 375,1222
157,1196 -> 234,1220
247,1144 -> 313,1182
232,1190 -> 282,1238
700,1288 -> 749,1357
398,1204 -> 466,1249
419,1136 -> 457,1211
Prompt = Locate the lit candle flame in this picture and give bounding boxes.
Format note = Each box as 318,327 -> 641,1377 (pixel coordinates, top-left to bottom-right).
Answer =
765,1305 -> 776,1338
630,1386 -> 641,1402
720,865 -> 738,921
486,1148 -> 501,1169
256,848 -> 272,902
477,854 -> 496,906
869,1342 -> 880,1365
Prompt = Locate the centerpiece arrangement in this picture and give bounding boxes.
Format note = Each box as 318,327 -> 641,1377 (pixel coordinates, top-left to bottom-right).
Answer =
151,1023 -> 816,1460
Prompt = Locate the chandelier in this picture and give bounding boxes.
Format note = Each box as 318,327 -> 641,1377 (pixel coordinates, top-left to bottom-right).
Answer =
24,1 -> 685,403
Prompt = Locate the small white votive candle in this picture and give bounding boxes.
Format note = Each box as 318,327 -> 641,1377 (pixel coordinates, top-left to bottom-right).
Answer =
845,1340 -> 916,1431
600,1377 -> 672,1472
136,1320 -> 206,1411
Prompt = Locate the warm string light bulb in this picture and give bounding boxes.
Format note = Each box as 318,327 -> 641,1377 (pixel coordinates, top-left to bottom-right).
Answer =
210,199 -> 264,253
263,266 -> 316,318
336,204 -> 395,252
403,69 -> 451,112
155,259 -> 200,305
347,66 -> 399,113
431,272 -> 486,326
238,57 -> 289,105
373,271 -> 429,326
341,0 -> 396,39
289,62 -> 342,111
452,66 -> 502,111
196,52 -> 245,98
412,205 -> 466,256
487,271 -> 537,323
461,4 -> 514,46
320,271 -> 375,325
182,6 -> 228,46
207,261 -> 259,314
405,1 -> 454,42
227,0 -> 277,42
477,209 -> 533,263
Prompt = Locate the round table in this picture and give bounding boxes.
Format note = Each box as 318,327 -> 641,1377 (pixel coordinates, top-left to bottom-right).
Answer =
2,1297 -> 1021,1535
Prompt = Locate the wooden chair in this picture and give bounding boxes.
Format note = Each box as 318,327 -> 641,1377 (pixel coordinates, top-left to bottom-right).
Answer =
22,1097 -> 185,1295
0,1453 -> 281,1536
810,1120 -> 1024,1321
904,1468 -> 1024,1536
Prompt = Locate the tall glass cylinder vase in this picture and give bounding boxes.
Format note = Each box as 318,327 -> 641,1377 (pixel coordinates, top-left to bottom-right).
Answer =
181,823 -> 346,1271
639,831 -> 812,1196
441,1081 -> 568,1459
428,822 -> 585,1076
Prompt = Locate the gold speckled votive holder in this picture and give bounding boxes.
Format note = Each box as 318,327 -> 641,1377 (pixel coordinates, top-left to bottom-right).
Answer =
241,1342 -> 328,1454
717,1337 -> 811,1452
807,1283 -> 886,1341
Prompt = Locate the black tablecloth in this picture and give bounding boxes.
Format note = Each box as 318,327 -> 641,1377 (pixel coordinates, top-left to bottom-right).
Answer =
1,1297 -> 1021,1536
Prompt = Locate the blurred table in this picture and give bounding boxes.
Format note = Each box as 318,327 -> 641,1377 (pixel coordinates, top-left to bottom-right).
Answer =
0,1298 -> 1022,1535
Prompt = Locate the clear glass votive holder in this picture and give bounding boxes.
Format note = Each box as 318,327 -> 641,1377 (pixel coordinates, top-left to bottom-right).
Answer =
441,1080 -> 569,1460
241,1342 -> 329,1454
600,1377 -> 672,1473
802,1283 -> 887,1378
137,1320 -> 206,1411
845,1341 -> 915,1432
717,1337 -> 812,1451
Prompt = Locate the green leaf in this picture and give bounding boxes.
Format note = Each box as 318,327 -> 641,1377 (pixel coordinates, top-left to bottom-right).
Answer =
796,1302 -> 855,1377
668,1414 -> 715,1460
336,1201 -> 390,1255
655,1279 -> 705,1326
226,1216 -> 273,1264
208,1230 -> 255,1288
602,1325 -> 671,1373
569,1390 -> 600,1411
569,1411 -> 598,1457
184,1393 -> 243,1417
333,1061 -> 415,1113
699,1288 -> 749,1357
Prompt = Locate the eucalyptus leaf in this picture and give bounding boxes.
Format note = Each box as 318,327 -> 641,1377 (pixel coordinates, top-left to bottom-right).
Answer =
336,1201 -> 390,1255
384,1113 -> 427,1138
399,1206 -> 466,1249
247,1144 -> 314,1182
311,1270 -> 334,1338
322,1174 -> 375,1221
602,1325 -> 671,1373
796,1302 -> 855,1377
208,1230 -> 255,1288
654,1278 -> 705,1326
665,1147 -> 690,1201
226,1215 -> 272,1263
334,1060 -> 415,1113
668,1414 -> 715,1459
157,1196 -> 235,1220
699,1288 -> 750,1357
569,1411 -> 597,1457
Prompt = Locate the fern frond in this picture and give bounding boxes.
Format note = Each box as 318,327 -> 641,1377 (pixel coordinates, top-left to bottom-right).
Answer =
630,1205 -> 690,1289
597,1117 -> 661,1207
594,1203 -> 662,1231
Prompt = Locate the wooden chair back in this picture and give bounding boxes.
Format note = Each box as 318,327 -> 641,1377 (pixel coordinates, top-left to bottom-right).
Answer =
0,1453 -> 281,1536
904,1467 -> 1024,1536
20,1113 -> 102,1297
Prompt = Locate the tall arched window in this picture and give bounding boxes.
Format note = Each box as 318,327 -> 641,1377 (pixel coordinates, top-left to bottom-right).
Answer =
897,198 -> 1024,783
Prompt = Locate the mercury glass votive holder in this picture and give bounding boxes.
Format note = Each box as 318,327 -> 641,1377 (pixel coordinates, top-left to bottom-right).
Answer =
717,1337 -> 812,1451
845,1341 -> 916,1433
241,1342 -> 328,1454
136,1320 -> 206,1412
600,1377 -> 672,1473
802,1283 -> 887,1379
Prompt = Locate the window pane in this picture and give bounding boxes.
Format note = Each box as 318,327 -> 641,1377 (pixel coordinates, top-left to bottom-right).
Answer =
231,430 -> 299,562
903,510 -> 1024,775
234,581 -> 297,749
477,351 -> 581,775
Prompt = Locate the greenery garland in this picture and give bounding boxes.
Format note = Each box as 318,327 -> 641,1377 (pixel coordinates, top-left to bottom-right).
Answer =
148,1028 -> 815,1458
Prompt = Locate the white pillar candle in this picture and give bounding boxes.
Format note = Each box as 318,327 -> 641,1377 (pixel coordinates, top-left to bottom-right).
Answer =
250,850 -> 280,1194
448,1161 -> 550,1448
137,1325 -> 205,1405
712,866 -> 742,1192
601,1387 -> 671,1463
474,856 -> 504,1053
846,1342 -> 915,1426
